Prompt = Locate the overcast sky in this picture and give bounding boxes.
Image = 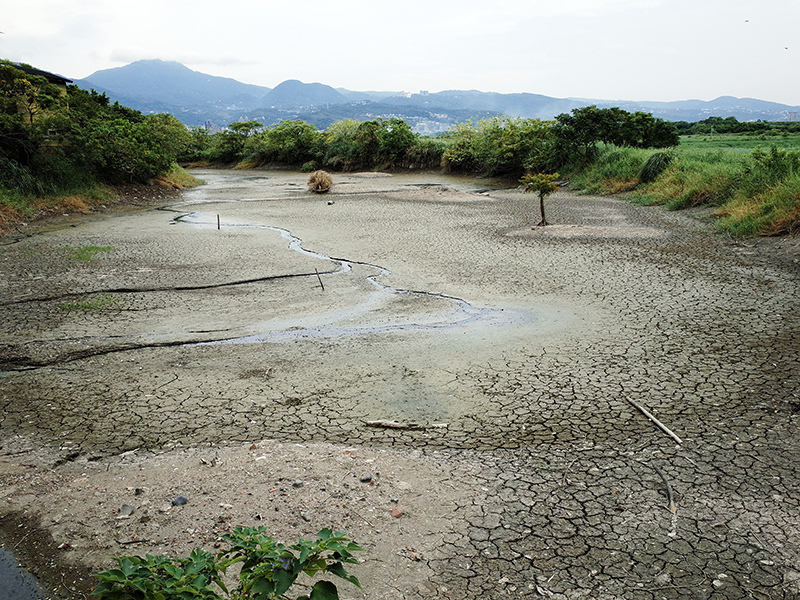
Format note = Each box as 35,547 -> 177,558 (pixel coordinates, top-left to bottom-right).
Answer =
3,0 -> 798,105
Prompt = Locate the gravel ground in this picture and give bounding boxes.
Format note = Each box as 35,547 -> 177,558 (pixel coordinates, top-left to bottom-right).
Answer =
1,169 -> 799,599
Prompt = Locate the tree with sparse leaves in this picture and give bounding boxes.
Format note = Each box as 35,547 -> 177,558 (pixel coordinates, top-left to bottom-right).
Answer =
521,172 -> 560,227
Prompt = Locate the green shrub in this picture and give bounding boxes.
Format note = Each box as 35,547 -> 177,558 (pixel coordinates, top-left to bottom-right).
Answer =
441,117 -> 552,176
633,150 -> 742,209
91,527 -> 363,600
717,171 -> 800,236
639,151 -> 674,183
568,145 -> 649,194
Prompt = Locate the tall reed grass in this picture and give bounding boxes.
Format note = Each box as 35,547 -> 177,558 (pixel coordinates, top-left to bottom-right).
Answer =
567,144 -> 800,237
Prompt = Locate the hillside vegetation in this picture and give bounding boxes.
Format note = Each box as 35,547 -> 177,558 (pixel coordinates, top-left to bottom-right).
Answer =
0,61 -> 199,230
2,61 -> 798,237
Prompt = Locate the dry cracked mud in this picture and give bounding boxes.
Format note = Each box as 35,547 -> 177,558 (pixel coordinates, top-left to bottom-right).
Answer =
1,169 -> 799,599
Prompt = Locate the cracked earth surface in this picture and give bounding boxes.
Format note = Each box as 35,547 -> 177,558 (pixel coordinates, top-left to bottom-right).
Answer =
1,169 -> 799,599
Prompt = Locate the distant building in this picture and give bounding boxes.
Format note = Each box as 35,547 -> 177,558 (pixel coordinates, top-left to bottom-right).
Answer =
788,112 -> 798,122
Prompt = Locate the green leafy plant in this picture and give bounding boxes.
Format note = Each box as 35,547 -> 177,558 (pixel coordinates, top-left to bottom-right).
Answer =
91,527 -> 363,600
521,172 -> 560,226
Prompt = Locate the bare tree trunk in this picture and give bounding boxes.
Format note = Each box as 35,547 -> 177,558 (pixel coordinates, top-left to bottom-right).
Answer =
537,193 -> 548,227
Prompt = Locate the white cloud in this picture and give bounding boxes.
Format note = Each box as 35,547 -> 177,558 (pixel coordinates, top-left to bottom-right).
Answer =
1,0 -> 798,104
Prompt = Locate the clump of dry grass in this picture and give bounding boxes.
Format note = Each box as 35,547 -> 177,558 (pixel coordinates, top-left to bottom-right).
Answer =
307,170 -> 333,194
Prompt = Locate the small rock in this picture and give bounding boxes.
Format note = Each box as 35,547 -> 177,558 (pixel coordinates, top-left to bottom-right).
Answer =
172,495 -> 188,506
250,444 -> 258,450
292,480 -> 304,488
359,473 -> 373,483
118,504 -> 135,518
391,508 -> 404,518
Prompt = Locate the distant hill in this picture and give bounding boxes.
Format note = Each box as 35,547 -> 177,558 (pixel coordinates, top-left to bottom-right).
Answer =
262,80 -> 347,108
75,59 -> 271,116
71,60 -> 800,130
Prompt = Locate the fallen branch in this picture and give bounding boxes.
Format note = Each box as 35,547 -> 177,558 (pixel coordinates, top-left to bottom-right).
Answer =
653,465 -> 677,514
365,420 -> 424,430
626,396 -> 683,444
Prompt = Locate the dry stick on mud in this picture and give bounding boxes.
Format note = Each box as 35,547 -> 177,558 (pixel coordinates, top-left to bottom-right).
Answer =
653,465 -> 677,514
625,396 -> 683,444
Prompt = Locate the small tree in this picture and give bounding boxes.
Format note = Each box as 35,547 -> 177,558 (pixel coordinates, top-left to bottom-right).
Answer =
521,172 -> 560,227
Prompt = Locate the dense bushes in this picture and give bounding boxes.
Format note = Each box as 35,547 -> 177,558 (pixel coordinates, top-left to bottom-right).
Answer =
1,63 -> 191,198
441,117 -> 553,176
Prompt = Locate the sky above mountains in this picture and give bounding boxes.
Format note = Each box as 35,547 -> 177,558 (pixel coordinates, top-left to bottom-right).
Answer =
3,0 -> 798,105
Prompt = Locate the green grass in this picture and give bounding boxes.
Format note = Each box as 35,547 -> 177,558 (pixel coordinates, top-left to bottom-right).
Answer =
679,133 -> 800,152
58,293 -> 120,311
568,142 -> 800,237
633,151 -> 744,210
65,245 -> 114,261
568,145 -> 653,194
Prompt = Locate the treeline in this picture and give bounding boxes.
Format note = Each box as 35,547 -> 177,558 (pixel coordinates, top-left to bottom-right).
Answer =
675,116 -> 800,136
181,105 -> 679,176
0,61 -> 192,206
5,60 -> 795,236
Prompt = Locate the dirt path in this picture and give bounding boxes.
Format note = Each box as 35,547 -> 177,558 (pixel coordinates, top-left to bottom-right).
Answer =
1,169 -> 799,599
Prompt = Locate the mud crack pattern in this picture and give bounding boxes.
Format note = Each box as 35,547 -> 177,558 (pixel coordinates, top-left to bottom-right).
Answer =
1,170 -> 799,599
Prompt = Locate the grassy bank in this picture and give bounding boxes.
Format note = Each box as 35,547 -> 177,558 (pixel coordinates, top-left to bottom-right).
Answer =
0,164 -> 202,233
566,139 -> 800,237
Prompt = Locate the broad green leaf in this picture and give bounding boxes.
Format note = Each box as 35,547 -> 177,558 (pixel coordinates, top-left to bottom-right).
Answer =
309,580 -> 339,600
274,568 -> 297,596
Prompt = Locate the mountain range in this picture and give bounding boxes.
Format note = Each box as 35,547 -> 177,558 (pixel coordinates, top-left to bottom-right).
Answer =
73,59 -> 800,132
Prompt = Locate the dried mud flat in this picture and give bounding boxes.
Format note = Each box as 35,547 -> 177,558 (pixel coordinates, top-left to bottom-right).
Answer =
1,169 -> 799,599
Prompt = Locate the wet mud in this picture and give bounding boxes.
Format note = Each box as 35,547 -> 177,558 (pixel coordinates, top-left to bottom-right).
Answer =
1,169 -> 799,599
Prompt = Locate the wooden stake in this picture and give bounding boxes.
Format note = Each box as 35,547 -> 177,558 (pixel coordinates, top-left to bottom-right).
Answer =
315,268 -> 325,291
217,214 -> 220,230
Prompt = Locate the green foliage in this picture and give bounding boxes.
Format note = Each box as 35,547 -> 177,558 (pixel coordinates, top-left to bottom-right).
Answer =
716,171 -> 800,236
521,172 -> 559,198
736,146 -> 800,194
247,120 -> 322,166
633,150 -> 741,209
376,118 -> 416,167
321,119 -> 362,170
521,172 -> 560,226
551,106 -> 678,170
639,150 -> 674,183
405,136 -> 447,169
442,117 -> 553,176
675,115 -> 800,137
91,528 -> 363,600
568,145 -> 651,194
